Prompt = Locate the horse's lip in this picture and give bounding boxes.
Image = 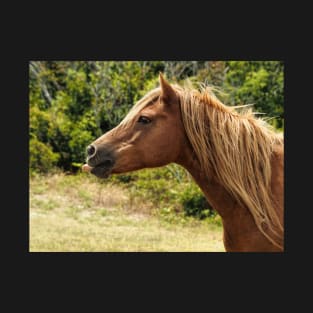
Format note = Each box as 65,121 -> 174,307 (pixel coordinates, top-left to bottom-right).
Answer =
82,164 -> 92,172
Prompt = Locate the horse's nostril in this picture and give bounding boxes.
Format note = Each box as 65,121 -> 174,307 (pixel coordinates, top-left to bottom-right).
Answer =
87,145 -> 96,157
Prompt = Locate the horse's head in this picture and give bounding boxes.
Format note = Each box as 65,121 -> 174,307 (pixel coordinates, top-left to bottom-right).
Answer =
83,74 -> 188,178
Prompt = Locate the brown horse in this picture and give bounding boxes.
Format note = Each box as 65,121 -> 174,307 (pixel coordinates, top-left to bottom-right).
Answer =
82,74 -> 284,252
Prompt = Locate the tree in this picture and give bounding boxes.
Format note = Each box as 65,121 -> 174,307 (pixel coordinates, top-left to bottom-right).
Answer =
224,61 -> 284,128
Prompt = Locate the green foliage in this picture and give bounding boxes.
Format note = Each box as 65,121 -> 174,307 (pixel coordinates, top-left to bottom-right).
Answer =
68,111 -> 98,165
29,106 -> 51,142
119,166 -> 184,207
179,184 -> 215,219
109,165 -> 216,220
29,138 -> 59,172
224,61 -> 284,128
68,128 -> 94,165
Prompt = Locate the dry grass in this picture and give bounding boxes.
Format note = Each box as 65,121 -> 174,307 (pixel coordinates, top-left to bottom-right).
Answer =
29,172 -> 224,252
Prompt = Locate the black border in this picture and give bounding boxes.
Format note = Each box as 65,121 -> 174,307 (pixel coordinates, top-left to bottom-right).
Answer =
5,17 -> 302,297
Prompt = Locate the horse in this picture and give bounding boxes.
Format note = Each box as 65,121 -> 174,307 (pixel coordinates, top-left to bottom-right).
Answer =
82,73 -> 284,252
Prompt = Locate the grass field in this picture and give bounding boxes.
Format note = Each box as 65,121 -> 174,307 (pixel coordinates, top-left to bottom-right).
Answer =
29,172 -> 224,252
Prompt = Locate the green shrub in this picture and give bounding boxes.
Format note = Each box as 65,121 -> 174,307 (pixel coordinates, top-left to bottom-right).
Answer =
109,165 -> 216,220
29,138 -> 59,172
115,175 -> 134,183
179,184 -> 215,219
68,128 -> 94,164
29,106 -> 51,142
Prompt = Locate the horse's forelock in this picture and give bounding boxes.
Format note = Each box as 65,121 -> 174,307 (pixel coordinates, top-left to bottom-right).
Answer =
118,88 -> 161,130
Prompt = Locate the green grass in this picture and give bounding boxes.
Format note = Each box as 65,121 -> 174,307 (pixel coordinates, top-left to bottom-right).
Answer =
29,172 -> 224,252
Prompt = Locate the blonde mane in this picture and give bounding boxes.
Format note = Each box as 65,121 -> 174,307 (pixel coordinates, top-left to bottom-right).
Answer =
119,82 -> 284,249
176,83 -> 284,249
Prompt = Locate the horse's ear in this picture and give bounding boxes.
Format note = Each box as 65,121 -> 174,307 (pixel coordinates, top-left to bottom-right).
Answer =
159,73 -> 178,105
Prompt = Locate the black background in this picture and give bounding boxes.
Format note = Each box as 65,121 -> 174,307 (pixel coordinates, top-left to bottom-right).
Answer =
2,2 -> 309,310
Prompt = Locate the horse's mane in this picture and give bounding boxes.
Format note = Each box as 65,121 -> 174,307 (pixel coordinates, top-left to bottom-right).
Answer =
176,83 -> 284,249
120,82 -> 284,249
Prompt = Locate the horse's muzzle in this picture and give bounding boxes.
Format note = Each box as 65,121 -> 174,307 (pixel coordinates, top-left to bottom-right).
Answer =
84,144 -> 116,178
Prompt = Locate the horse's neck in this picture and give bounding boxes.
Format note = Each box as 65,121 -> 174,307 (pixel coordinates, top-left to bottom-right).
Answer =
178,155 -> 239,219
176,152 -> 282,252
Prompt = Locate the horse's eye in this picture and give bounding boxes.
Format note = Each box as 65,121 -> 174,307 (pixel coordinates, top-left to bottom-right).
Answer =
137,116 -> 151,124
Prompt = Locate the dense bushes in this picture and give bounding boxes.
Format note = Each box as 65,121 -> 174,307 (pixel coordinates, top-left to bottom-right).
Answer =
224,61 -> 284,129
29,138 -> 59,172
180,184 -> 214,219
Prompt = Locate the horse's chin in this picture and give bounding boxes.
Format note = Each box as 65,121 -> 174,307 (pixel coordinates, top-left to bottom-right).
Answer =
82,163 -> 112,179
91,167 -> 112,179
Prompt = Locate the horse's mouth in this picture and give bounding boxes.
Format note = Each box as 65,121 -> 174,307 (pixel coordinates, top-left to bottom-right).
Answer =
82,162 -> 112,179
